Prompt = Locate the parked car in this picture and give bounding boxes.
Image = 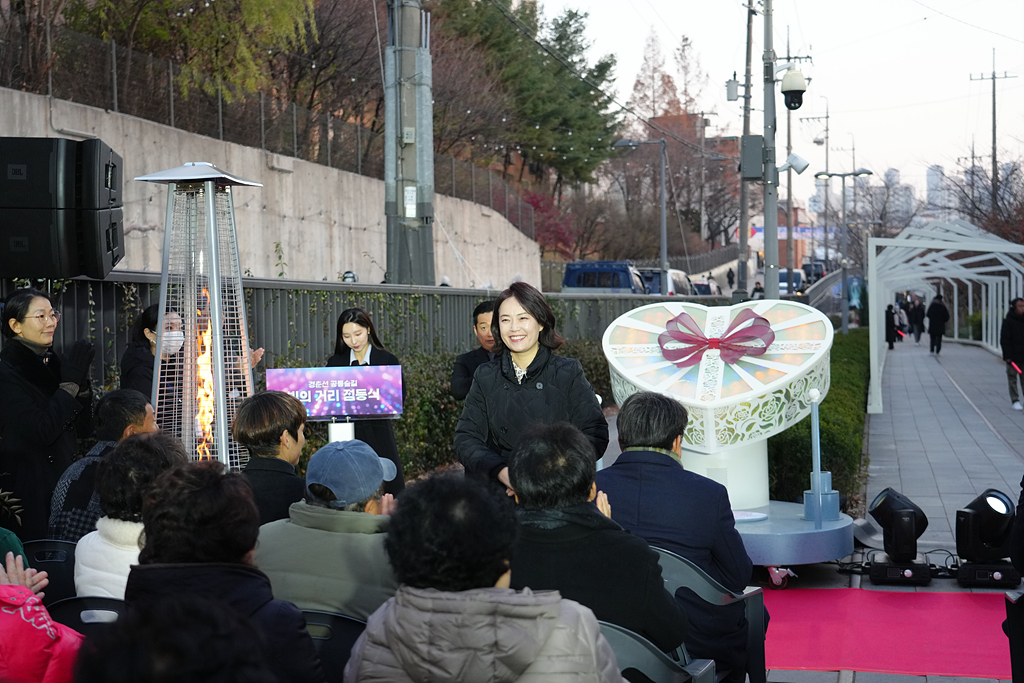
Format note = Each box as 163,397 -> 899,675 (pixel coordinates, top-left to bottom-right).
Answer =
802,261 -> 825,284
637,268 -> 693,296
561,261 -> 648,294
779,268 -> 804,294
690,277 -> 722,296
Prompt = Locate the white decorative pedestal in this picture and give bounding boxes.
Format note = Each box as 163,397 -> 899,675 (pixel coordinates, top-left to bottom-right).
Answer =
602,300 -> 833,510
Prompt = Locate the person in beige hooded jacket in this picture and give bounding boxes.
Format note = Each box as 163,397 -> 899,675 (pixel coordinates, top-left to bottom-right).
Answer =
343,473 -> 625,683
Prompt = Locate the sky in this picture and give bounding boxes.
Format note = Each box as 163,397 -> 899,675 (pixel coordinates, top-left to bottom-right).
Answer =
539,0 -> 1024,214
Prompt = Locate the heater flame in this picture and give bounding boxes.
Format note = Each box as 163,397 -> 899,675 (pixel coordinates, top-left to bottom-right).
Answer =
195,288 -> 216,459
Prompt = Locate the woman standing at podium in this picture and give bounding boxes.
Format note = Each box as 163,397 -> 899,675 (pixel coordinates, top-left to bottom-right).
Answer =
326,307 -> 404,494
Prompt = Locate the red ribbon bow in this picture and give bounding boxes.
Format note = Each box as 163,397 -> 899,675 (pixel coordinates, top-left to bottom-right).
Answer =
658,309 -> 775,368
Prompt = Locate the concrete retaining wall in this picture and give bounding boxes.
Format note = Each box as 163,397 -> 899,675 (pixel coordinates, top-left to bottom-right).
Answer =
0,89 -> 540,288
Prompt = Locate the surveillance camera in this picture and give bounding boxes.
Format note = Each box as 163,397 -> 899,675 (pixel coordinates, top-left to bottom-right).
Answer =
777,153 -> 810,175
780,69 -> 807,110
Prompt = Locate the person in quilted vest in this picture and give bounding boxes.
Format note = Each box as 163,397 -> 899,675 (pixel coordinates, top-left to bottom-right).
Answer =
343,473 -> 625,683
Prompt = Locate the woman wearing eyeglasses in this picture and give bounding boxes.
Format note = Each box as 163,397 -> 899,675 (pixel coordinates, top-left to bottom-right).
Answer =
0,288 -> 95,541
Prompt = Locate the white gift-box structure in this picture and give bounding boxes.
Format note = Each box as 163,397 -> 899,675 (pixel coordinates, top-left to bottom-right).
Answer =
603,300 -> 833,510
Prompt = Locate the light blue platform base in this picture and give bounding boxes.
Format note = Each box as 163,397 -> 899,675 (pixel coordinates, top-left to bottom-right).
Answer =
736,501 -> 854,566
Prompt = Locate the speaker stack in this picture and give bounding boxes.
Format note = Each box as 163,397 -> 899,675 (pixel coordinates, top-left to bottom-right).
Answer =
0,137 -> 125,279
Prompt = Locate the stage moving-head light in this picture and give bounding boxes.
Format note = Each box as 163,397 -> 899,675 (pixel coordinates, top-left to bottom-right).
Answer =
868,487 -> 928,563
956,488 -> 1015,563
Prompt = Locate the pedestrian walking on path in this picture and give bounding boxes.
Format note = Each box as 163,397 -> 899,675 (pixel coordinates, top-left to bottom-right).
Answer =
885,304 -> 897,350
1000,297 -> 1024,410
926,295 -> 950,355
909,301 -> 925,344
727,268 -> 735,289
896,304 -> 909,342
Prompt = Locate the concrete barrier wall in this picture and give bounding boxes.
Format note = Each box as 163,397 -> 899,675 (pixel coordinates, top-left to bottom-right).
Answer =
0,89 -> 540,288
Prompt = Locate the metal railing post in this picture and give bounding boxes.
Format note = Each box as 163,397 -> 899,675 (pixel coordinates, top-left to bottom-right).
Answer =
168,60 -> 174,127
217,81 -> 224,140
488,171 -> 493,209
292,102 -> 298,157
260,93 -> 265,149
356,125 -> 362,175
451,156 -> 455,195
470,165 -> 476,203
326,114 -> 332,167
110,41 -> 118,112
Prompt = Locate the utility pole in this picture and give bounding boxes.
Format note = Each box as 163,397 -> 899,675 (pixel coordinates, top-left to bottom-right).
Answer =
783,29 -> 812,294
970,51 -> 1015,216
802,102 -> 829,269
761,0 -> 780,300
694,111 -> 717,246
735,0 -> 755,298
384,0 -> 435,285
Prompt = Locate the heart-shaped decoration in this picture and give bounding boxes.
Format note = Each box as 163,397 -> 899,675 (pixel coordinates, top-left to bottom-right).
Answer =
602,300 -> 833,453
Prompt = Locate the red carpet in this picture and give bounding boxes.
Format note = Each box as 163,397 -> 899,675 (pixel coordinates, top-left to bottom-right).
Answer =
762,588 -> 1010,679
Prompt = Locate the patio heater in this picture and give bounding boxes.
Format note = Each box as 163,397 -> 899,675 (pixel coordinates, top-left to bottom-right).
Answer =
135,162 -> 262,469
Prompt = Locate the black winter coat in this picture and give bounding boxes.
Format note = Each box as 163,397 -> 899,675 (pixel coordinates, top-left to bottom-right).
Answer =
454,346 -> 608,481
126,563 -> 325,683
0,339 -> 91,541
926,301 -> 950,336
1002,310 -> 1024,365
510,502 -> 688,653
119,341 -> 155,398
326,347 -> 404,495
885,309 -> 897,344
241,456 -> 306,525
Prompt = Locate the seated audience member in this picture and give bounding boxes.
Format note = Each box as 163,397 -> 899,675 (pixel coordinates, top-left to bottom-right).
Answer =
74,432 -> 188,599
256,440 -> 399,619
596,392 -> 757,680
450,300 -> 495,400
125,460 -> 325,683
0,528 -> 29,568
508,423 -> 688,654
344,473 -> 624,683
73,596 -> 276,683
0,550 -> 78,683
233,391 -> 308,525
49,389 -> 159,541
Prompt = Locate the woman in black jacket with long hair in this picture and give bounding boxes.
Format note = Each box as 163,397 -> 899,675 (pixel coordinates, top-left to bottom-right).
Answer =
454,282 -> 608,494
0,288 -> 94,540
326,307 -> 404,494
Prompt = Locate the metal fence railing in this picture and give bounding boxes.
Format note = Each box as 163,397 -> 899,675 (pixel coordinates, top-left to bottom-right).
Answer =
0,16 -> 533,239
2,273 -> 730,389
632,243 -> 740,276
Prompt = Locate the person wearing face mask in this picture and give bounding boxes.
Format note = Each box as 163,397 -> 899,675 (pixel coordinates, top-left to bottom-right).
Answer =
121,304 -> 183,399
0,288 -> 95,541
454,282 -> 608,495
326,308 -> 404,495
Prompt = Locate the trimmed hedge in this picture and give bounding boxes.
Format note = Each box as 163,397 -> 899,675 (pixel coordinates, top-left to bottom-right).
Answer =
767,327 -> 870,507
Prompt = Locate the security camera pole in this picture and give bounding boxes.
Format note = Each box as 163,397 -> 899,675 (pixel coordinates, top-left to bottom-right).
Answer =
761,0 -> 780,300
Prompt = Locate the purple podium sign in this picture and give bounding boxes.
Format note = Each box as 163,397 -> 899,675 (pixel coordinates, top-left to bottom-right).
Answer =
266,366 -> 403,420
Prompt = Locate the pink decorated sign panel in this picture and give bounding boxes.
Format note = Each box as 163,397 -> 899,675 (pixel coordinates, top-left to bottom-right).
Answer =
266,366 -> 403,419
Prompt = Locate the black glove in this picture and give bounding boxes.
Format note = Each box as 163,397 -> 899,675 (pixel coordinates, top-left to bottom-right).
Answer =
61,340 -> 95,388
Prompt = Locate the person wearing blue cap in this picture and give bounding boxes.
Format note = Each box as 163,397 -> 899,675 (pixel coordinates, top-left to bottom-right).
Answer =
255,439 -> 399,620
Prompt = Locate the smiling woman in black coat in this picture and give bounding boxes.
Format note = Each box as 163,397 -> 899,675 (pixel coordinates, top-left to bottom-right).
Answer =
0,288 -> 94,541
454,282 -> 608,493
326,307 -> 404,495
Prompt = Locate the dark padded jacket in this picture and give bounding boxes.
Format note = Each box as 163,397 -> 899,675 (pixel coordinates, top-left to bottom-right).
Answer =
926,301 -> 950,336
0,339 -> 91,541
454,346 -> 608,481
126,563 -> 325,683
1002,310 -> 1024,365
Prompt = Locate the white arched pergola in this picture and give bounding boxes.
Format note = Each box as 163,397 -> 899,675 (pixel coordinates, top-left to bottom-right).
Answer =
867,219 -> 1024,413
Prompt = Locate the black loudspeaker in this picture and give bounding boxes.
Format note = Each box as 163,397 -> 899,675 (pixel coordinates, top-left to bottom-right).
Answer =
0,137 -> 124,279
0,209 -> 80,278
0,208 -> 123,279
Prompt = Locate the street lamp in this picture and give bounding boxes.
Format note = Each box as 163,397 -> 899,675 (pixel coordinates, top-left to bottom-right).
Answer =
615,138 -> 668,296
812,168 -> 873,334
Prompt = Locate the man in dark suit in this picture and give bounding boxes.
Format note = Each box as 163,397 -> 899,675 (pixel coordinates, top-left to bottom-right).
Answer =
450,300 -> 495,400
596,391 -> 757,681
508,422 -> 688,654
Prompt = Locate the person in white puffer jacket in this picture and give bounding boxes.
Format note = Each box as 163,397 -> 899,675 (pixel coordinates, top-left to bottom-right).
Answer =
74,432 -> 187,598
344,473 -> 625,683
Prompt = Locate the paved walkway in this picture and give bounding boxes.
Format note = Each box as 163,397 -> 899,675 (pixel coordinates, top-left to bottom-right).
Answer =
767,337 -> 1021,683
